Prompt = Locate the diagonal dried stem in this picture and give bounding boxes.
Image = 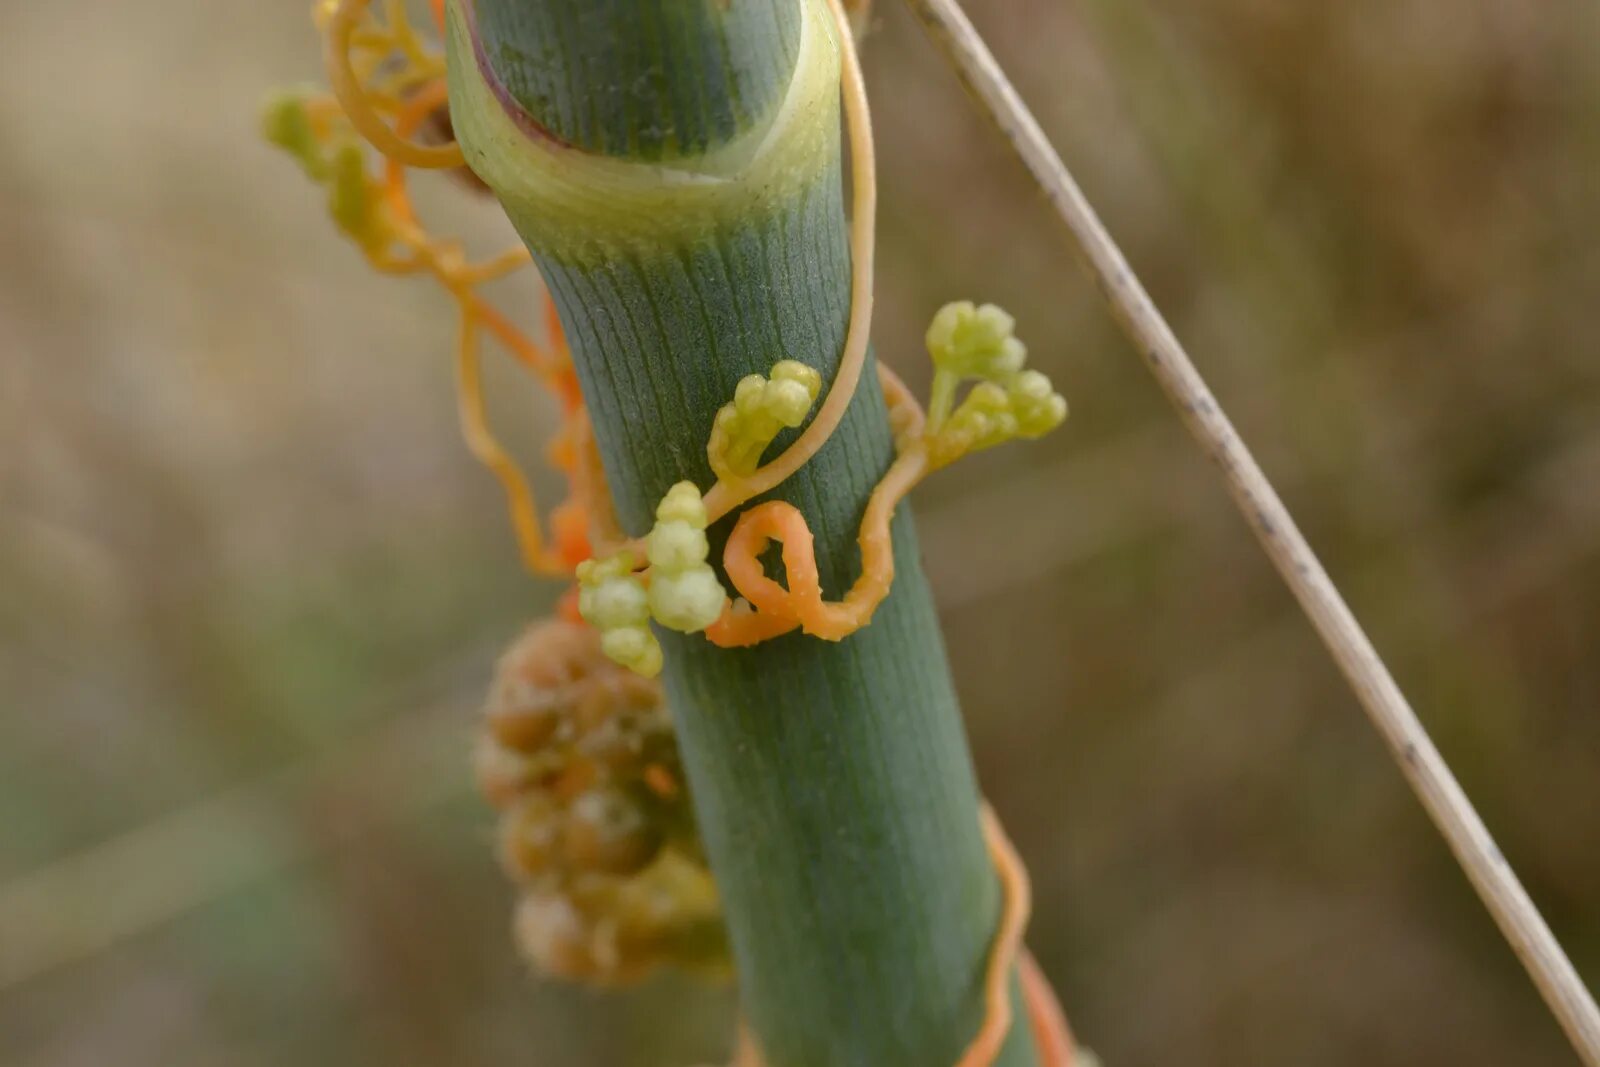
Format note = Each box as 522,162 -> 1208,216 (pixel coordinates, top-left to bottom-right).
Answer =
899,0 -> 1600,1062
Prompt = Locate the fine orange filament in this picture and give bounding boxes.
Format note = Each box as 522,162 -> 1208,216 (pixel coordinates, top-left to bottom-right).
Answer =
700,0 -> 878,527
326,0 -> 464,168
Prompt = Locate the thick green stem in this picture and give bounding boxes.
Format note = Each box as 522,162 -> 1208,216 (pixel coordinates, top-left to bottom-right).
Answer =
473,0 -> 801,160
448,2 -> 1039,1064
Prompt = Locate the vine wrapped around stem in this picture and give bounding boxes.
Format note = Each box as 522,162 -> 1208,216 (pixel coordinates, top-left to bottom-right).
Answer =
265,1 -> 1083,1063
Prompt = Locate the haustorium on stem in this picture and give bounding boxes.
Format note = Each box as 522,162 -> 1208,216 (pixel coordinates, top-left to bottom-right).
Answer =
446,1 -> 1040,1063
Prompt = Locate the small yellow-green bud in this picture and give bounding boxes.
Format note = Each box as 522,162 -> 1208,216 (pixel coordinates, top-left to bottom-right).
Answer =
579,552 -> 664,676
646,520 -> 707,571
649,570 -> 727,633
578,552 -> 639,584
586,579 -> 650,630
601,627 -> 663,679
707,361 -> 824,480
733,375 -> 767,414
767,361 -> 822,425
965,381 -> 1010,414
770,360 -> 822,390
766,379 -> 815,426
929,367 -> 1068,467
926,301 -> 1028,381
1009,370 -> 1069,437
328,141 -> 376,244
577,553 -> 648,626
260,90 -> 324,176
654,482 -> 709,528
641,482 -> 725,634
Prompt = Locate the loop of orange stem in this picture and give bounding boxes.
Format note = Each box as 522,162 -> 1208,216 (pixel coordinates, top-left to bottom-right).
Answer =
382,81 -> 532,291
382,0 -> 432,65
703,365 -> 928,647
704,443 -> 925,646
700,0 -> 877,528
455,304 -> 569,576
326,0 -> 465,169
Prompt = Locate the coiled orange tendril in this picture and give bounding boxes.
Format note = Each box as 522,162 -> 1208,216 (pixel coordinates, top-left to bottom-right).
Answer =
322,0 -> 464,168
276,0 -> 1078,1062
705,368 -> 928,646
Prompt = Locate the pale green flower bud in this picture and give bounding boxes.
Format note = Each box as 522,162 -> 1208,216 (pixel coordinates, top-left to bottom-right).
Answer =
600,626 -> 663,679
649,569 -> 727,633
768,361 -> 823,426
646,520 -> 708,571
654,481 -> 708,528
707,360 -> 824,480
260,89 -> 325,177
328,141 -> 374,242
587,579 -> 650,630
926,301 -> 1028,381
577,551 -> 639,584
733,375 -> 767,414
766,378 -> 816,427
1010,370 -> 1069,437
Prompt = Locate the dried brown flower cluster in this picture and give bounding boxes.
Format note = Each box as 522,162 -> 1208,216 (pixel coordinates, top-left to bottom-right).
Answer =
476,619 -> 728,984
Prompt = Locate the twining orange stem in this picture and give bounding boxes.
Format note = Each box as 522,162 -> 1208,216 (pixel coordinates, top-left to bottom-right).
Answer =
383,83 -> 532,287
961,807 -> 1076,1067
381,79 -> 447,226
729,807 -> 1075,1067
704,364 -> 929,647
955,805 -> 1034,1066
1021,951 -> 1076,1065
700,0 -> 878,528
326,0 -> 464,168
456,303 -> 567,575
705,445 -> 927,646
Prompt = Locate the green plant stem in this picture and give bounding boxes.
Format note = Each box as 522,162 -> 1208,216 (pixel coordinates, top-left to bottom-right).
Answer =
473,0 -> 800,160
448,1 -> 1040,1064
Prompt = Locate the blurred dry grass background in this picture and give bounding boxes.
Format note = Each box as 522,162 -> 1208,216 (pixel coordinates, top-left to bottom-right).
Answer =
2,1 -> 1598,1064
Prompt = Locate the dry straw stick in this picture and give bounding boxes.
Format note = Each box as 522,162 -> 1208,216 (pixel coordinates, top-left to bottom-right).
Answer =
900,0 -> 1600,1062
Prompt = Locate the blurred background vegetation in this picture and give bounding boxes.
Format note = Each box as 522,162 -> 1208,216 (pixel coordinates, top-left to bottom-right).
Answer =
3,0 -> 1598,1064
